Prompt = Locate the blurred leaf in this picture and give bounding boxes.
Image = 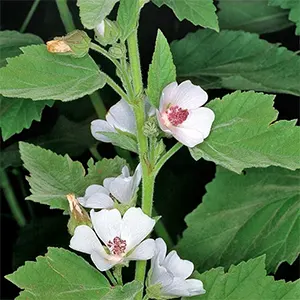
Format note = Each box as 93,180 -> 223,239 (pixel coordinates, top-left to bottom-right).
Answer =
0,45 -> 106,101
185,256 -> 300,300
171,29 -> 300,96
177,167 -> 300,273
147,30 -> 176,108
152,0 -> 219,31
218,0 -> 292,34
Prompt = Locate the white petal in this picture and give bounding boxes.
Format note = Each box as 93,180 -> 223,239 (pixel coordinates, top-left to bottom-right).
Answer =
84,185 -> 109,197
121,165 -> 130,177
173,80 -> 208,110
91,209 -> 122,246
154,238 -> 167,265
91,119 -> 115,143
183,107 -> 215,139
132,163 -> 142,190
150,263 -> 173,287
109,177 -> 133,204
160,82 -> 178,111
161,277 -> 195,297
83,193 -> 114,209
106,99 -> 136,134
95,20 -> 105,37
121,207 -> 155,252
127,239 -> 155,260
70,225 -> 104,255
103,177 -> 114,190
163,250 -> 194,279
156,110 -> 173,134
185,279 -> 206,296
91,251 -> 117,272
172,126 -> 204,148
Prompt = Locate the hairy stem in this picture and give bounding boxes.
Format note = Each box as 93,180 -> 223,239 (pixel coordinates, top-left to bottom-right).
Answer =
106,270 -> 118,286
20,0 -> 41,33
89,91 -> 106,119
55,0 -> 76,33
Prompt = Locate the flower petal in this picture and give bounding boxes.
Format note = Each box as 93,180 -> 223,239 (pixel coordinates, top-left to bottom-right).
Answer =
109,177 -> 134,204
156,110 -> 173,134
185,279 -> 206,296
127,239 -> 155,260
163,250 -> 194,279
162,277 -> 203,297
103,177 -> 114,190
83,193 -> 114,209
106,99 -> 136,134
173,80 -> 208,110
154,238 -> 167,265
91,209 -> 122,246
70,225 -> 104,255
172,126 -> 204,148
150,263 -> 173,287
91,119 -> 115,143
183,107 -> 215,139
91,251 -> 117,271
160,82 -> 178,111
121,207 -> 155,252
121,165 -> 130,177
132,163 -> 142,190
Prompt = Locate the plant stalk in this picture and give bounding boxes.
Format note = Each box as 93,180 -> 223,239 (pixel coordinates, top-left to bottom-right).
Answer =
20,0 -> 41,33
55,0 -> 76,33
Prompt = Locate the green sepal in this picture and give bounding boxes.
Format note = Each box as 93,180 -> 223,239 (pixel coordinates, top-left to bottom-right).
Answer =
95,19 -> 121,46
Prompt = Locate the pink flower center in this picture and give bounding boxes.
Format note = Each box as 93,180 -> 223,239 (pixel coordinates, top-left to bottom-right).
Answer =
164,105 -> 189,126
107,237 -> 127,255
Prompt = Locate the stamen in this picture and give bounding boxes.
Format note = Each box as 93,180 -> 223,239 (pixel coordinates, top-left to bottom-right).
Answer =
107,237 -> 127,255
166,105 -> 189,126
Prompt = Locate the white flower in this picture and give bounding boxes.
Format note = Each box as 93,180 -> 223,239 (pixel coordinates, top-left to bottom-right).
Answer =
70,207 -> 155,271
148,238 -> 205,298
91,99 -> 136,143
156,80 -> 215,148
95,20 -> 105,37
78,164 -> 142,209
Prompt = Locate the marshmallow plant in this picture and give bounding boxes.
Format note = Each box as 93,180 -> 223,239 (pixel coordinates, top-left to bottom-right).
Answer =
3,0 -> 300,300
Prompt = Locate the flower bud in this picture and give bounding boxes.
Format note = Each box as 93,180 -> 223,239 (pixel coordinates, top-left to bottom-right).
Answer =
46,30 -> 91,58
94,19 -> 120,46
108,43 -> 127,59
67,194 -> 92,235
143,117 -> 159,137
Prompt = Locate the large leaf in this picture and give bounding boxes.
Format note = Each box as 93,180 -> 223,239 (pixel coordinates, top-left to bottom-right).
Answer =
171,29 -> 300,96
185,256 -> 300,300
0,45 -> 106,101
6,247 -> 111,299
102,281 -> 143,300
189,91 -> 300,173
152,0 -> 219,31
78,0 -> 119,29
177,167 -> 300,273
147,30 -> 176,108
269,0 -> 300,35
0,96 -> 53,140
19,142 -> 126,211
218,0 -> 292,34
0,30 -> 43,67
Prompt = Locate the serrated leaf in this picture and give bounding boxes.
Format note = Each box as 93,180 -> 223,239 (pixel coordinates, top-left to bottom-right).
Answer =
152,0 -> 219,31
78,0 -> 119,29
0,45 -> 106,101
218,0 -> 292,34
102,281 -> 143,299
189,91 -> 300,173
185,256 -> 300,300
101,131 -> 138,153
19,142 -> 126,211
6,247 -> 111,299
0,96 -> 53,140
117,0 -> 140,41
171,29 -> 300,96
0,30 -> 43,67
269,0 -> 300,35
147,30 -> 176,108
177,167 -> 300,274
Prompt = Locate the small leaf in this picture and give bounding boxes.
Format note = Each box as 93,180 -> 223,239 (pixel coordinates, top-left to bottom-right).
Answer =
190,91 -> 300,173
0,45 -> 106,101
185,256 -> 300,300
147,30 -> 176,108
117,0 -> 140,41
152,0 -> 219,31
0,96 -> 53,140
171,29 -> 300,96
218,0 -> 292,34
78,0 -> 119,29
101,131 -> 138,153
6,247 -> 111,299
177,167 -> 300,273
102,281 -> 143,299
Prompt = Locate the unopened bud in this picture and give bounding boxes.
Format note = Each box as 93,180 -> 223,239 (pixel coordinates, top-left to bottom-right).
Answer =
46,30 -> 91,58
94,19 -> 120,46
108,43 -> 127,59
143,117 -> 159,137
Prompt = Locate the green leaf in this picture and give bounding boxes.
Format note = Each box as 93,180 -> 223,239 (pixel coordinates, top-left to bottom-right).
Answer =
117,0 -> 140,41
102,281 -> 143,299
185,256 -> 300,300
101,131 -> 138,153
0,30 -> 43,67
78,0 -> 119,29
0,45 -> 106,101
6,247 -> 111,299
177,167 -> 300,274
171,29 -> 300,96
147,30 -> 176,108
269,0 -> 300,35
189,91 -> 300,173
0,96 -> 53,140
152,0 -> 219,31
19,142 -> 126,211
218,0 -> 292,34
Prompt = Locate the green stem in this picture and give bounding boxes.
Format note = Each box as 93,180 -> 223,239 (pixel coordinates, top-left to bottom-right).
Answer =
20,0 -> 41,33
106,270 -> 118,286
0,169 -> 26,227
142,296 -> 149,300
55,0 -> 76,33
153,142 -> 183,178
89,144 -> 102,161
89,91 -> 106,119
